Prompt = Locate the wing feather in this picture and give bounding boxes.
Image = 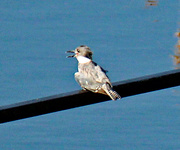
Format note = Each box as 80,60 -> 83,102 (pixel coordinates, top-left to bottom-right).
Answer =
88,62 -> 112,87
78,61 -> 112,87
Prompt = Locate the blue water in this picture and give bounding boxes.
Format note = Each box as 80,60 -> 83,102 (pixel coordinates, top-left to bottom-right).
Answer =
0,1 -> 180,149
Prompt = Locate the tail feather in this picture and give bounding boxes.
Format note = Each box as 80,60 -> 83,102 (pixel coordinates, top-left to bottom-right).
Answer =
108,90 -> 121,100
102,84 -> 121,101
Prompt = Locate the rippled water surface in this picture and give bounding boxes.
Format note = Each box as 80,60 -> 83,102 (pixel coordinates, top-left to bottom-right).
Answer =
0,1 -> 180,149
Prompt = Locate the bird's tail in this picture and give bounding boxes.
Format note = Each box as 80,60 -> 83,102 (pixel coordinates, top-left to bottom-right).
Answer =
102,84 -> 121,101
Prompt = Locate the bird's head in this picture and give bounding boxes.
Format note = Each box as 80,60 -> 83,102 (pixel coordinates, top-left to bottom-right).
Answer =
66,45 -> 93,60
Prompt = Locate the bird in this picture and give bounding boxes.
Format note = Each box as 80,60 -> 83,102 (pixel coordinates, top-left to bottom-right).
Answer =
66,45 -> 121,100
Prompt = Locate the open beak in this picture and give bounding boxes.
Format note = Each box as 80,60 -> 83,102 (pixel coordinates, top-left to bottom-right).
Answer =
66,50 -> 75,58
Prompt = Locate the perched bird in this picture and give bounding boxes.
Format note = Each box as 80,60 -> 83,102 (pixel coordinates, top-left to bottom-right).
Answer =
66,45 -> 121,100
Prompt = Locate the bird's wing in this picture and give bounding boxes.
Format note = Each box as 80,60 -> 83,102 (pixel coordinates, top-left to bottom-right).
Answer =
90,62 -> 112,87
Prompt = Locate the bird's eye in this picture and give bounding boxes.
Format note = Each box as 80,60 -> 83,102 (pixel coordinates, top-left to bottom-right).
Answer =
77,49 -> 80,53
